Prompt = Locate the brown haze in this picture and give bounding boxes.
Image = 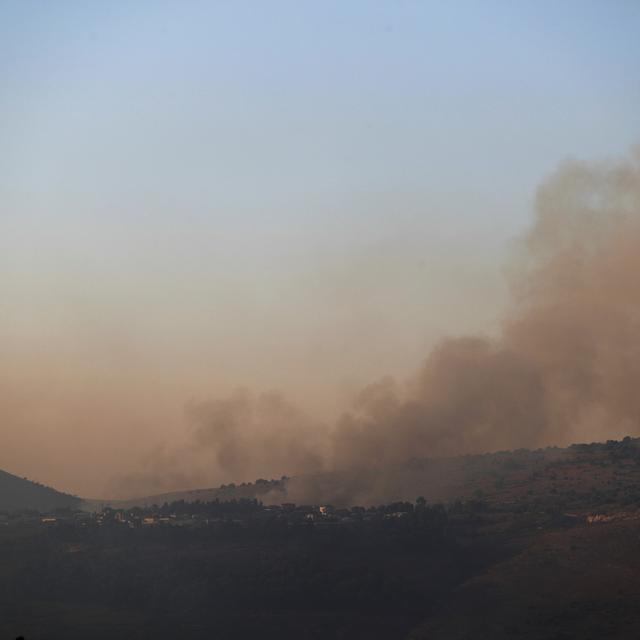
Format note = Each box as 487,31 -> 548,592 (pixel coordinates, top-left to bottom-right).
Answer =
108,148 -> 640,500
3,149 -> 640,500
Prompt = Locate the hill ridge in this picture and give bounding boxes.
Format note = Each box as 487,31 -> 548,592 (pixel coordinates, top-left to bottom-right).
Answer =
0,467 -> 81,512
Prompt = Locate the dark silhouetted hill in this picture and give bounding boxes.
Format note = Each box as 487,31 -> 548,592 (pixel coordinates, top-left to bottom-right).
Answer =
0,468 -> 80,512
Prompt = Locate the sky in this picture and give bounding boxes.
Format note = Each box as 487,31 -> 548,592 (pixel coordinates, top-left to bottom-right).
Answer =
1,0 -> 639,497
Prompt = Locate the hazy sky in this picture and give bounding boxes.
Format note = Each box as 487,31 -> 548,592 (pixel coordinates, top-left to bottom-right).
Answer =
1,1 -> 639,496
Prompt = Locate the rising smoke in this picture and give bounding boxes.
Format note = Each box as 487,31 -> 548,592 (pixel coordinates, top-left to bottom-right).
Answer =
332,149 -> 640,464
114,148 -> 640,499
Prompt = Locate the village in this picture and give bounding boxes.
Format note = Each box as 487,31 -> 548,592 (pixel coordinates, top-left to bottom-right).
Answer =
0,498 -> 441,531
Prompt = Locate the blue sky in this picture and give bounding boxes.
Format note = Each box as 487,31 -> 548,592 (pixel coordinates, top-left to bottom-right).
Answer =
0,0 -> 639,493
3,1 -> 638,221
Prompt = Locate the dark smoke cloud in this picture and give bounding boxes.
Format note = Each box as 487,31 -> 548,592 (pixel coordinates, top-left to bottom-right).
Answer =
331,337 -> 549,468
115,148 -> 640,501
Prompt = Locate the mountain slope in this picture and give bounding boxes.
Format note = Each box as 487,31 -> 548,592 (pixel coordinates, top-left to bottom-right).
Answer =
0,469 -> 81,512
114,437 -> 640,510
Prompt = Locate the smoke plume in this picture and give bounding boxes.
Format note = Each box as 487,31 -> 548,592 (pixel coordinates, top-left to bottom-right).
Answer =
188,389 -> 326,480
331,149 -> 640,467
113,148 -> 640,499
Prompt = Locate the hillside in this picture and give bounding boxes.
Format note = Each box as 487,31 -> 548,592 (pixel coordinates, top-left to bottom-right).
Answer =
5,437 -> 640,638
0,468 -> 81,512
86,477 -> 286,511
115,436 -> 640,510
